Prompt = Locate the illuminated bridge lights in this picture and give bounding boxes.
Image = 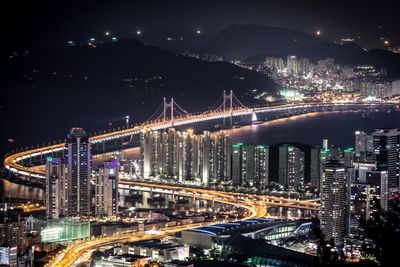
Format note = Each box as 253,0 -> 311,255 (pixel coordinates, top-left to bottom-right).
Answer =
4,101 -> 398,181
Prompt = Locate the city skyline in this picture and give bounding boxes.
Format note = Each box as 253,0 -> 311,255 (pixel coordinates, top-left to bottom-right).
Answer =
2,1 -> 400,266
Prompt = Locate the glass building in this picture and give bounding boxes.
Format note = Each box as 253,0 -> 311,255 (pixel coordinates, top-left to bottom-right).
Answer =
41,219 -> 90,243
222,234 -> 316,267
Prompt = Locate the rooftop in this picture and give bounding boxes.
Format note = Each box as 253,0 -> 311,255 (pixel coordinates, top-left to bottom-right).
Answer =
184,219 -> 296,236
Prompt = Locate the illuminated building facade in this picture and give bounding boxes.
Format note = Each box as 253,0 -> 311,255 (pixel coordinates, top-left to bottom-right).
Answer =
40,219 -> 90,243
95,160 -> 119,218
372,128 -> 400,191
278,144 -> 304,190
321,160 -> 347,246
231,143 -> 269,187
213,131 -> 231,183
45,157 -> 67,219
66,128 -> 91,216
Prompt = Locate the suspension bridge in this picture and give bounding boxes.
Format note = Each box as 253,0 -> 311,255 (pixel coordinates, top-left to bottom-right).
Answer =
3,90 -> 398,181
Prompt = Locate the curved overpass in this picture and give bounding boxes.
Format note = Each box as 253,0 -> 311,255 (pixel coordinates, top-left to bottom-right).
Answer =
46,181 -> 320,266
4,101 -> 397,180
46,184 -> 266,267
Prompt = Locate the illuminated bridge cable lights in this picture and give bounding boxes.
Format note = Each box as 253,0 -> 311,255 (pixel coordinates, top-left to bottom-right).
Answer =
3,97 -> 399,179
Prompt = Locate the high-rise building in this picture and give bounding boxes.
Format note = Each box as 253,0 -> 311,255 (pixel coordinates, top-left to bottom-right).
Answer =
349,183 -> 371,230
350,170 -> 388,231
213,131 -> 231,183
66,128 -> 91,216
353,161 -> 376,183
254,145 -> 269,187
264,56 -> 285,71
320,160 -> 347,246
231,143 -> 268,187
140,128 -> 153,179
298,58 -> 311,75
322,139 -> 329,150
355,131 -> 373,157
366,170 -> 388,211
45,157 -> 67,219
94,160 -> 119,218
343,147 -> 355,168
231,143 -> 244,186
0,246 -> 17,267
152,131 -> 162,175
372,128 -> 400,191
287,55 -> 298,74
278,144 -> 304,190
161,128 -> 178,178
177,130 -> 197,182
310,146 -> 320,189
0,218 -> 26,252
199,131 -> 213,184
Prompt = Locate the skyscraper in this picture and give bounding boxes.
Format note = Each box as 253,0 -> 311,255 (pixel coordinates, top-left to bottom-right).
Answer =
213,131 -> 231,183
45,157 -> 67,219
66,128 -> 91,216
310,146 -> 320,190
254,145 -> 269,188
320,160 -> 347,246
231,143 -> 244,186
177,130 -> 196,182
199,131 -> 213,184
94,160 -> 119,218
298,58 -> 311,75
140,128 -> 152,179
349,170 -> 388,231
278,144 -> 304,190
287,55 -> 298,74
355,131 -> 373,157
343,147 -> 355,168
231,143 -> 269,187
161,128 -> 178,178
372,128 -> 400,191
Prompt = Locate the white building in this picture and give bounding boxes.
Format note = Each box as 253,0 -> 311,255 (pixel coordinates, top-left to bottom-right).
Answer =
320,160 -> 347,246
95,160 -> 119,218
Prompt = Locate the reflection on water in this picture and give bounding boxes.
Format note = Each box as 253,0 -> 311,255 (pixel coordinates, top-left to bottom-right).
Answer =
120,190 -> 215,214
222,110 -> 400,147
0,178 -> 44,203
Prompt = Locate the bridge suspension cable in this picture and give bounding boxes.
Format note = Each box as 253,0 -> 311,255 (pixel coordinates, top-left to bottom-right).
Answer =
231,91 -> 250,110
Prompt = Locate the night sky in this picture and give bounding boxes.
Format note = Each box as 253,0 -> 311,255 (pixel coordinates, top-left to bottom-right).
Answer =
3,0 -> 399,51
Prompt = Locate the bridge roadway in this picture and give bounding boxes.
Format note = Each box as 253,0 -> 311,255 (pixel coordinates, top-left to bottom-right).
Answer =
4,101 -> 397,180
122,181 -> 320,211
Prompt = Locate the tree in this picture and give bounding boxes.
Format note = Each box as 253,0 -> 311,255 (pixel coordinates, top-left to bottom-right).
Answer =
360,201 -> 400,266
312,220 -> 341,266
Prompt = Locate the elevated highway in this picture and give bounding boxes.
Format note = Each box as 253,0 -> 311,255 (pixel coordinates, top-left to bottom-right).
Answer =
45,180 -> 320,266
